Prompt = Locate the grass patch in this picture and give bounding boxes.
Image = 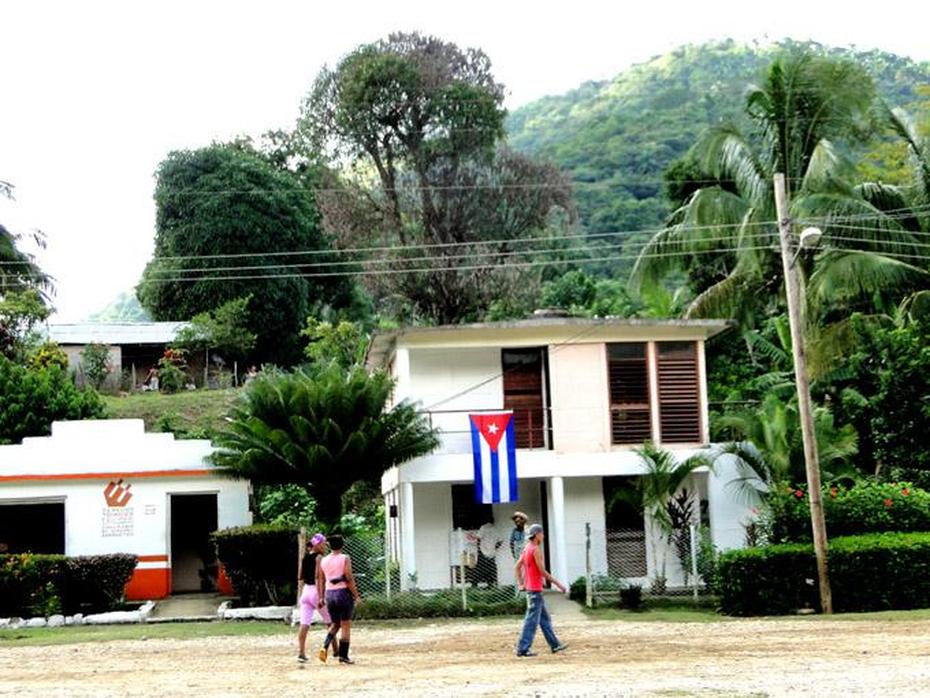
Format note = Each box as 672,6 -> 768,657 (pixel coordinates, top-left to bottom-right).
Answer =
103,389 -> 240,438
0,620 -> 289,647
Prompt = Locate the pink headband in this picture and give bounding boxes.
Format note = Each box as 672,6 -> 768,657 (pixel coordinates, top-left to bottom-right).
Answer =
310,533 -> 326,546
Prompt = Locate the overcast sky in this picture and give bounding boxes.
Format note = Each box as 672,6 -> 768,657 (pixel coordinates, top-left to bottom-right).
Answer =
3,0 -> 929,321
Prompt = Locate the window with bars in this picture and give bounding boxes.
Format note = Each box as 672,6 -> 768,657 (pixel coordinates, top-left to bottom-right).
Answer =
657,341 -> 702,443
502,348 -> 550,449
607,343 -> 651,445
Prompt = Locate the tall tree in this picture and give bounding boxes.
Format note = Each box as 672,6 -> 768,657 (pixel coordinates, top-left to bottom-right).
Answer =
137,143 -> 359,365
1,180 -> 52,298
299,32 -> 574,323
210,364 -> 439,526
632,52 -> 926,328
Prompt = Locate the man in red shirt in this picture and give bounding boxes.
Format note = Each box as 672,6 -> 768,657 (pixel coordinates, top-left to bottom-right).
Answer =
514,523 -> 568,657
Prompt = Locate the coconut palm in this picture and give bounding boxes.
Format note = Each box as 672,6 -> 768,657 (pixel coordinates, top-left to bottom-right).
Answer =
210,363 -> 439,527
632,52 -> 926,328
715,392 -> 859,504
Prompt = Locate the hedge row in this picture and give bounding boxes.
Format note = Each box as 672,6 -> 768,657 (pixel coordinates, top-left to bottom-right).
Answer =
717,532 -> 930,615
0,553 -> 137,617
356,589 -> 524,619
213,524 -> 299,606
767,481 -> 930,542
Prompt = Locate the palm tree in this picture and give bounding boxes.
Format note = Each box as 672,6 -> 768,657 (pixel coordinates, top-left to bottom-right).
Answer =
210,363 -> 439,527
611,443 -> 711,592
715,392 -> 859,504
632,52 -> 925,328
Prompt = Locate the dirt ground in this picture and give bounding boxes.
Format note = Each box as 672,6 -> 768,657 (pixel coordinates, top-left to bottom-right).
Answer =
2,614 -> 930,697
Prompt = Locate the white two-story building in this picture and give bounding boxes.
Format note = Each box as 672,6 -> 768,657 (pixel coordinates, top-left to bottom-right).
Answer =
369,316 -> 752,591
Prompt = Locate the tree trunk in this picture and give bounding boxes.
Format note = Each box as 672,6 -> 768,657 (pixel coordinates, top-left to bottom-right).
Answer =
313,489 -> 344,531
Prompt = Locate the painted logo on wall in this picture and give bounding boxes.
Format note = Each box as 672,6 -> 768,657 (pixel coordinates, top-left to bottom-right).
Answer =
103,479 -> 133,507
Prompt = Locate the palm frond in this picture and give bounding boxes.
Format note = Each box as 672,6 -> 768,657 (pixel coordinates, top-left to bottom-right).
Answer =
690,125 -> 769,207
808,250 -> 929,310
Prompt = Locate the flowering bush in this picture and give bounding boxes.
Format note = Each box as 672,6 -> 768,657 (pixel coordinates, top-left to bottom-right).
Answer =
157,348 -> 188,393
764,481 -> 930,542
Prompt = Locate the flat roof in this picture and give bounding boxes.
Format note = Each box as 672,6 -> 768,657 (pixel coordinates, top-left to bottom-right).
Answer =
46,321 -> 190,346
367,316 -> 732,368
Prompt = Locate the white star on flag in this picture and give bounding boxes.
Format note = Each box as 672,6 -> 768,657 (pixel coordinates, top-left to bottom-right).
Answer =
488,423 -> 499,434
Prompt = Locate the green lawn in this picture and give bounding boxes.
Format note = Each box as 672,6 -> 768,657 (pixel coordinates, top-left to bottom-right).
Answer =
584,604 -> 930,623
0,620 -> 290,647
103,389 -> 240,437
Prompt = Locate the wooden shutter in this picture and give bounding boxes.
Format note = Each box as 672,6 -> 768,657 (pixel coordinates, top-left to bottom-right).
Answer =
657,342 -> 702,443
607,343 -> 651,444
502,348 -> 547,449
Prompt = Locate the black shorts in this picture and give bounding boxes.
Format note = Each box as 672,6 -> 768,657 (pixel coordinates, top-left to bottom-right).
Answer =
325,588 -> 355,623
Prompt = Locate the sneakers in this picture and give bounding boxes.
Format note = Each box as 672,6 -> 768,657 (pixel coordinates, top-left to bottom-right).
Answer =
551,643 -> 569,654
515,651 -> 537,657
297,654 -> 308,664
318,647 -> 328,663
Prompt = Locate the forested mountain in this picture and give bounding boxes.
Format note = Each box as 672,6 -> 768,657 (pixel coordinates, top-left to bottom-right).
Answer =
507,40 -> 930,249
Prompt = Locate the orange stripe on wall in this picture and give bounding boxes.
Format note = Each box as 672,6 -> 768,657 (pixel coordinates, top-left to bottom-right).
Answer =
137,554 -> 169,563
0,469 -> 214,483
125,567 -> 170,600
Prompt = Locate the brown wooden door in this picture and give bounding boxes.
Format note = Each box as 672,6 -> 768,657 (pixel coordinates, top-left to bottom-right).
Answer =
502,348 -> 547,449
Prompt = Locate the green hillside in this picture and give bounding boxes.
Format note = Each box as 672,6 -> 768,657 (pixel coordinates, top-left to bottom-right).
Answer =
507,39 -> 930,253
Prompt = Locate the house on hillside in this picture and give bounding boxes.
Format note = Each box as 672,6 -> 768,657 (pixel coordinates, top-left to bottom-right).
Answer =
369,316 -> 752,591
47,322 -> 189,390
0,419 -> 251,599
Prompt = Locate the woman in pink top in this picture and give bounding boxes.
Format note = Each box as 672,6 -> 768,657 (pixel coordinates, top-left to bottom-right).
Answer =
514,523 -> 568,657
316,534 -> 361,664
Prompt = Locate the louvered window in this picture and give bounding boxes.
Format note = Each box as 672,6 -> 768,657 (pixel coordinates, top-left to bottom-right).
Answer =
657,341 -> 702,443
607,343 -> 651,445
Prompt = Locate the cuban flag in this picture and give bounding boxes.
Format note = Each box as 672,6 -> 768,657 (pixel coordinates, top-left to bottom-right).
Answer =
469,412 -> 518,504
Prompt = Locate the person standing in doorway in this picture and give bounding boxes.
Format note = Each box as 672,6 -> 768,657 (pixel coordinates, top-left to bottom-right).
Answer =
509,511 -> 528,559
318,534 -> 361,664
296,533 -> 333,663
514,523 -> 568,657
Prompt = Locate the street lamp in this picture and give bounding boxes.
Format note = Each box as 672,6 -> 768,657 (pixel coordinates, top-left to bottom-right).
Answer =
790,226 -> 823,267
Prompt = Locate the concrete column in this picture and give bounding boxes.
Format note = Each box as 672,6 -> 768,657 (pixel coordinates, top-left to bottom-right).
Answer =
648,341 -> 662,445
400,481 -> 416,590
548,476 -> 569,586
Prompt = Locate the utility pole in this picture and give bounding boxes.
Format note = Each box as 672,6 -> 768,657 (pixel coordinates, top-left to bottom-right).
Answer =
773,172 -> 833,614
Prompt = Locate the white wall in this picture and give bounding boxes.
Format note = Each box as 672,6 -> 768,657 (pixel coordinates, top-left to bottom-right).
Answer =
412,482 -> 453,589
407,347 -> 503,454
548,343 -> 610,452
562,477 -> 609,583
708,455 -> 755,552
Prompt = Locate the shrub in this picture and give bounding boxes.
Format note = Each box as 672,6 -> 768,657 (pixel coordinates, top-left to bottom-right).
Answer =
213,524 -> 299,606
0,553 -> 137,617
80,342 -> 111,389
355,588 -> 523,620
28,342 -> 69,371
766,481 -> 930,542
59,554 -> 138,613
157,348 -> 188,393
717,532 -> 930,616
0,357 -> 106,445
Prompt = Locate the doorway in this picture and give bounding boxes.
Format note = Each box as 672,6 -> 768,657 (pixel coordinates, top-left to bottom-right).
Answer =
169,493 -> 218,593
602,476 -> 648,577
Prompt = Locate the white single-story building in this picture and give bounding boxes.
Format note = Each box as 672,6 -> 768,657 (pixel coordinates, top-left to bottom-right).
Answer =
370,317 -> 753,591
0,419 -> 251,599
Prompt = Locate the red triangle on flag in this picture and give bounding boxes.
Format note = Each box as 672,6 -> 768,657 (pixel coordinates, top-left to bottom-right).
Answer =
469,413 -> 512,453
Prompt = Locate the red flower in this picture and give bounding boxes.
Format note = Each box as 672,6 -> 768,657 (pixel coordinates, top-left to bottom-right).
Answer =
902,488 -> 910,497
795,489 -> 804,498
829,487 -> 838,498
884,498 -> 893,508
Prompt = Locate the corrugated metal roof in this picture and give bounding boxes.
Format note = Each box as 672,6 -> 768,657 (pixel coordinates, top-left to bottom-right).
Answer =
46,322 -> 190,345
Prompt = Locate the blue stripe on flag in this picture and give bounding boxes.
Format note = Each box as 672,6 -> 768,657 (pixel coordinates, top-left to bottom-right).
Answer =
490,448 -> 501,503
470,420 -> 484,504
506,419 -> 518,499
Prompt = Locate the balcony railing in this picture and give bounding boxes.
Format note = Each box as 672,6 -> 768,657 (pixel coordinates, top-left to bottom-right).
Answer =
422,407 -> 552,452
